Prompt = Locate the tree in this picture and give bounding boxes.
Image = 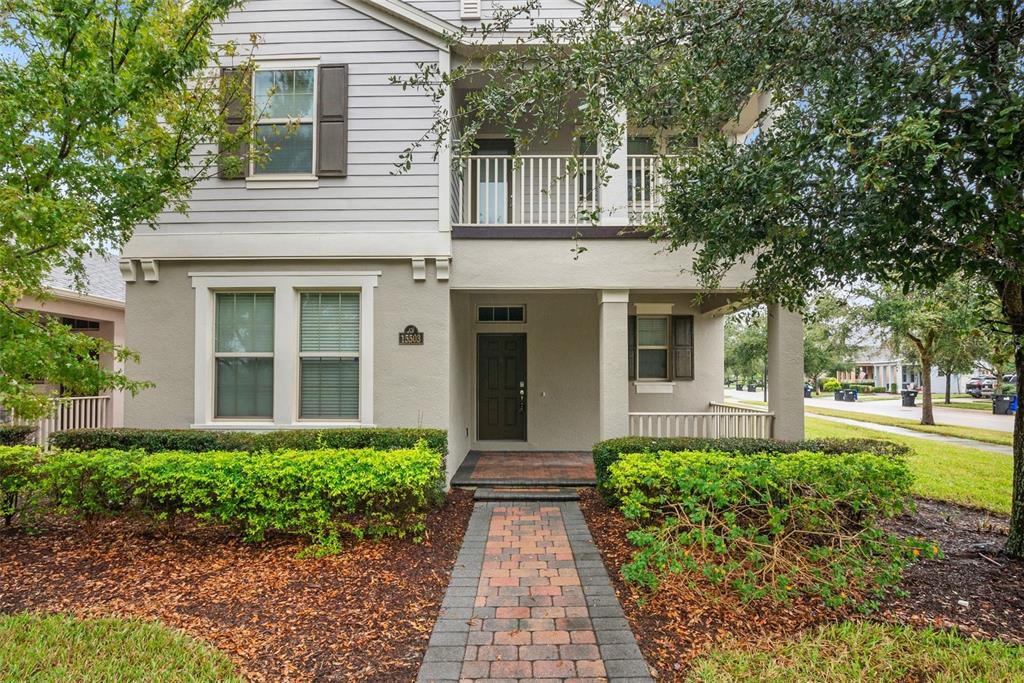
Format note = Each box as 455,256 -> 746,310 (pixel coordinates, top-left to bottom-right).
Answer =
724,309 -> 767,390
401,0 -> 1024,555
1,1 -> 252,419
861,278 -> 990,424
803,292 -> 857,394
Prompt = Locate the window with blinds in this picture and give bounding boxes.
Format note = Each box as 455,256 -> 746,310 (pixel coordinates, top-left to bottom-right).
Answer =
214,292 -> 274,418
299,292 -> 359,419
636,316 -> 670,380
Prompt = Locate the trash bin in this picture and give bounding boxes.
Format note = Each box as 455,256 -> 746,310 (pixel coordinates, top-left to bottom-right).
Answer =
834,390 -> 844,401
843,389 -> 858,402
735,383 -> 743,391
804,385 -> 812,398
747,384 -> 757,392
901,390 -> 918,407
1011,396 -> 1019,414
993,395 -> 1013,415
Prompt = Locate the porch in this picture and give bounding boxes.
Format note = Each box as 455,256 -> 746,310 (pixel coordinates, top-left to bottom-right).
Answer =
3,395 -> 114,447
445,288 -> 802,483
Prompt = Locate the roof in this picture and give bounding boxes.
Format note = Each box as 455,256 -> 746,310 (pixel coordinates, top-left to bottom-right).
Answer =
43,253 -> 126,304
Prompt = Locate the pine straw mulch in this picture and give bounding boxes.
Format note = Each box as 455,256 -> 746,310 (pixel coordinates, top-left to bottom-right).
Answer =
0,489 -> 474,682
578,488 -> 1024,682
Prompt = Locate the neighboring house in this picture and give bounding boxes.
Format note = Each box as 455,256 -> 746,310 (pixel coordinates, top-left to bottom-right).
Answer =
837,349 -> 985,394
119,0 -> 805,483
10,253 -> 126,442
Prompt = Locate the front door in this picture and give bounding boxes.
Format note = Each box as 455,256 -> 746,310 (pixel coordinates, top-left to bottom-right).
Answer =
477,333 -> 527,441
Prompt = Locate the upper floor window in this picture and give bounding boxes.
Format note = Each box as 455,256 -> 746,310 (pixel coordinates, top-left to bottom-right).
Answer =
252,68 -> 316,176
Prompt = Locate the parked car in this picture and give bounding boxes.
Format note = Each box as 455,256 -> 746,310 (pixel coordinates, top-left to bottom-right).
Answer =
966,375 -> 998,398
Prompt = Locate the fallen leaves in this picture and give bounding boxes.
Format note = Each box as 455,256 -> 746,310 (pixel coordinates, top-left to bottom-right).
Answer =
0,489 -> 474,682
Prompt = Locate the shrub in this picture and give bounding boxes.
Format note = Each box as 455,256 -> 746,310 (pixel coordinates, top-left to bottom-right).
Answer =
132,445 -> 443,550
608,449 -> 932,609
47,427 -> 448,456
822,379 -> 842,392
0,446 -> 42,526
32,443 -> 444,552
592,436 -> 912,496
0,425 -> 34,446
39,449 -> 145,520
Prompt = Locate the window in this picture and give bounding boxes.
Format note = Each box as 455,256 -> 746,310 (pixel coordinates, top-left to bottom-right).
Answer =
299,292 -> 360,420
253,68 -> 316,175
214,293 -> 274,418
629,314 -> 695,381
636,316 -> 670,380
478,305 -> 525,323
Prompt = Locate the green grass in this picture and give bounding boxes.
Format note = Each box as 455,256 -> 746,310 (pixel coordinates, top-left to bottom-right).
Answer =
806,417 -> 1012,514
934,399 -> 998,412
0,613 -> 242,683
805,406 -> 1014,447
687,622 -> 1024,682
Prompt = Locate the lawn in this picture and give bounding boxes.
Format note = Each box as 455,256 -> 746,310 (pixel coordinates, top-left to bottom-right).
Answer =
0,614 -> 242,683
805,417 -> 1012,514
805,406 -> 1013,447
686,622 -> 1024,682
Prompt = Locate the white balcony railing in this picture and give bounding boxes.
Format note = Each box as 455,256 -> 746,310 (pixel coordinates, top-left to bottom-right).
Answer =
629,403 -> 775,439
627,155 -> 663,221
453,155 -> 600,226
5,396 -> 112,447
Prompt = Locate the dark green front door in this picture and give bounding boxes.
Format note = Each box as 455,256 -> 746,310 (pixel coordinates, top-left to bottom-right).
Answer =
477,334 -> 527,441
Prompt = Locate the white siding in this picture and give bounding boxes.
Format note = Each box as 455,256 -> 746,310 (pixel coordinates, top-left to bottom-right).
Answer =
406,0 -> 582,27
156,0 -> 440,235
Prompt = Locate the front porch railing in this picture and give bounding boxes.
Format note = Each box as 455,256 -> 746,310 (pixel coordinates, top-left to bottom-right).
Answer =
5,396 -> 112,447
629,402 -> 775,438
453,155 -> 600,226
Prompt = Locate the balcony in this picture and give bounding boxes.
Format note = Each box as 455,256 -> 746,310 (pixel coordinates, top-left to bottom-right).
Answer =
451,154 -> 665,229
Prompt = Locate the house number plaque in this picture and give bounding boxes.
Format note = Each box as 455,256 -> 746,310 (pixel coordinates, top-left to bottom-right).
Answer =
399,325 -> 424,345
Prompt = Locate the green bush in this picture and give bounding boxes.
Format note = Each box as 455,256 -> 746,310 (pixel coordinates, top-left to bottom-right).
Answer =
0,425 -> 34,446
822,379 -> 842,392
0,446 -> 42,526
47,427 -> 447,456
608,449 -> 932,610
32,444 -> 443,552
40,449 -> 145,520
592,436 -> 912,497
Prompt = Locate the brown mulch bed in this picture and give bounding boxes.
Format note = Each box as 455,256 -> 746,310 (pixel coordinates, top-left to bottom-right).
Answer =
0,489 -> 474,682
880,498 -> 1024,643
579,489 -> 1024,682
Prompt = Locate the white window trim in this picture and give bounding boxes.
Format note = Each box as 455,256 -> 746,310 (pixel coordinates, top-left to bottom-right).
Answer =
249,59 -> 320,179
636,315 -> 671,382
191,272 -> 380,429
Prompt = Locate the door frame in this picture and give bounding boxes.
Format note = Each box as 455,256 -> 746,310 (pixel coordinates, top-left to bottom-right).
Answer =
475,332 -> 527,442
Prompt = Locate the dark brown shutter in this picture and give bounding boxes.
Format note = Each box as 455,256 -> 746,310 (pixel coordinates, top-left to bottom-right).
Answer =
317,64 -> 348,177
672,315 -> 694,380
628,315 -> 637,381
218,66 -> 251,180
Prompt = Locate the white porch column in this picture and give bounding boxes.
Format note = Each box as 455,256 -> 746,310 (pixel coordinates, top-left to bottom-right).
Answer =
598,289 -> 630,440
767,304 -> 804,440
599,110 -> 629,226
109,316 -> 126,428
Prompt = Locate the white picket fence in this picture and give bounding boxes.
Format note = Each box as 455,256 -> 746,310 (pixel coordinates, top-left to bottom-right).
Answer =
5,396 -> 112,447
628,402 -> 775,438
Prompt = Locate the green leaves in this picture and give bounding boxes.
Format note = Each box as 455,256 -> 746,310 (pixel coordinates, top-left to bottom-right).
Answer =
608,448 -> 931,607
3,440 -> 445,553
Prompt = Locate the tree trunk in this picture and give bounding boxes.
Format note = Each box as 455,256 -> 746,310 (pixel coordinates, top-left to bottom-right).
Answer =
920,355 -> 935,425
1002,281 -> 1024,559
944,372 -> 951,404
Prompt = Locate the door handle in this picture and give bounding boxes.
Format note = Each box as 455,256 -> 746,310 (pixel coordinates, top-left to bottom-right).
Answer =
519,388 -> 526,413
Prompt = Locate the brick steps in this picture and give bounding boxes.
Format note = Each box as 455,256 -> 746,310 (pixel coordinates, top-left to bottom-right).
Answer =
473,487 -> 580,502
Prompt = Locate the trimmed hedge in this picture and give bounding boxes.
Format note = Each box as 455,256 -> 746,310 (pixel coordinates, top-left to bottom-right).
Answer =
0,425 -> 34,446
2,442 -> 444,553
593,437 -> 912,496
48,427 -> 448,456
0,445 -> 42,526
609,449 -> 930,609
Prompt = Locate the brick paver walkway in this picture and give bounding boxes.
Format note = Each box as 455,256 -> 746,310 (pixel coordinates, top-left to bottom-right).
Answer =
418,502 -> 652,683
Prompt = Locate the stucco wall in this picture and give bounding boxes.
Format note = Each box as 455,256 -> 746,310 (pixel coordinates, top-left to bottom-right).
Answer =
124,260 -> 450,432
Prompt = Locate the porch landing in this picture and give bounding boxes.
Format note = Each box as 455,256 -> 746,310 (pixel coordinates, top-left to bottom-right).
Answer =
452,451 -> 596,488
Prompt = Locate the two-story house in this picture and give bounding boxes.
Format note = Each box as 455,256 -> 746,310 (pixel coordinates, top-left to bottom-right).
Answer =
119,0 -> 805,483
